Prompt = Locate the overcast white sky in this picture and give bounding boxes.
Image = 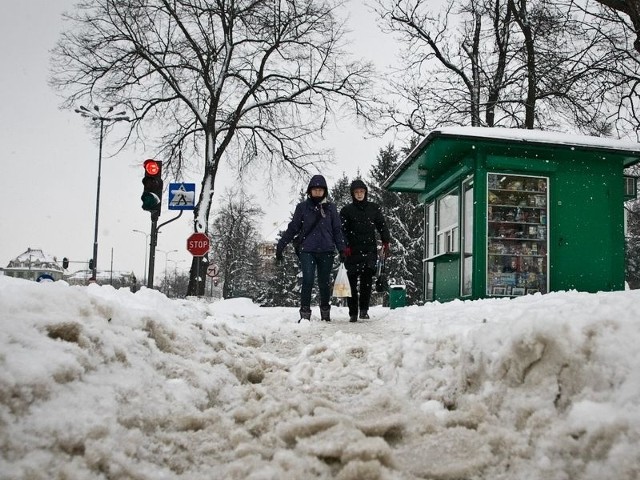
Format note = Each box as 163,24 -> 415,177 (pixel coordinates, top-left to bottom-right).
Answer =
0,1 -> 399,283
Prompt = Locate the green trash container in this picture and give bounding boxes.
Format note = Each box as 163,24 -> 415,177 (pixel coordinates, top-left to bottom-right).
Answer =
388,285 -> 407,309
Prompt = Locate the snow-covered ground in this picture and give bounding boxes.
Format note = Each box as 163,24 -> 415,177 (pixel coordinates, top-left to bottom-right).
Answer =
1,275 -> 639,479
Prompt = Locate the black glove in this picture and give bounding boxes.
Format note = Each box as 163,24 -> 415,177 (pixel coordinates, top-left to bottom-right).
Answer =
275,249 -> 284,262
339,250 -> 346,263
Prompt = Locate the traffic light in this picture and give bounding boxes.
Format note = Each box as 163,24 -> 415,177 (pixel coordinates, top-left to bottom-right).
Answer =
62,257 -> 69,269
88,259 -> 94,270
141,159 -> 163,214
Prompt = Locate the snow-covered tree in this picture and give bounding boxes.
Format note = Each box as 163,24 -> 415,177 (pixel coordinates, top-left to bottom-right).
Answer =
262,191 -> 307,306
625,205 -> 640,288
625,166 -> 640,288
368,143 -> 424,304
210,190 -> 264,300
263,233 -> 302,307
50,0 -> 375,296
330,172 -> 353,211
158,271 -> 190,299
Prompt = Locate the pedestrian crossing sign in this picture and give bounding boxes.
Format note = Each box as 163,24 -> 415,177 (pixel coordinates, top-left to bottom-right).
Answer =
168,183 -> 196,210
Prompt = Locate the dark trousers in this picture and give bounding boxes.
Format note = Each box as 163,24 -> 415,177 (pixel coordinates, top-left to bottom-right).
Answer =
346,266 -> 375,315
299,252 -> 334,310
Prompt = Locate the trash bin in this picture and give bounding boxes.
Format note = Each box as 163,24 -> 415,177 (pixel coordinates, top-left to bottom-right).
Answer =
388,284 -> 407,309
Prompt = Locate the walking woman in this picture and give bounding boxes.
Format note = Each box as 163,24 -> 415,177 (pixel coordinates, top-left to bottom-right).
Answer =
340,179 -> 391,322
276,175 -> 346,322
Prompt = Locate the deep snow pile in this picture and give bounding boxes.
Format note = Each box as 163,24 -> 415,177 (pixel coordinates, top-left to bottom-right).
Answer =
0,275 -> 639,479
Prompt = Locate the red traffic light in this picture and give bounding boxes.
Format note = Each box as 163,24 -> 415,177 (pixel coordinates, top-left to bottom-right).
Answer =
141,159 -> 163,215
144,159 -> 160,176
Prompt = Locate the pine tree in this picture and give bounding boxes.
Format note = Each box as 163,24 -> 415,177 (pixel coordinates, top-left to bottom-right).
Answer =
368,144 -> 424,305
626,199 -> 640,289
262,231 -> 302,307
231,242 -> 264,299
262,190 -> 307,307
331,172 -> 353,211
210,190 -> 265,301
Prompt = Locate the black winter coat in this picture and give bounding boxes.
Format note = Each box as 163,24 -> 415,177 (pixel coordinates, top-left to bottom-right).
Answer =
340,200 -> 390,263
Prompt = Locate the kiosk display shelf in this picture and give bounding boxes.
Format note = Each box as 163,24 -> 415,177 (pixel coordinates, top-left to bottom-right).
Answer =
487,173 -> 549,296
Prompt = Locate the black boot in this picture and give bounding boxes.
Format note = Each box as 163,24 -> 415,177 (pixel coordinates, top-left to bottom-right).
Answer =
320,306 -> 331,322
349,315 -> 358,323
298,307 -> 311,323
359,310 -> 369,320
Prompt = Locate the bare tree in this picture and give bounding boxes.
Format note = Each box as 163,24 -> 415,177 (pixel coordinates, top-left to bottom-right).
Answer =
593,0 -> 640,53
50,0 -> 374,295
508,0 -> 622,131
374,0 -> 618,134
573,0 -> 640,137
374,0 -> 495,132
210,189 -> 264,300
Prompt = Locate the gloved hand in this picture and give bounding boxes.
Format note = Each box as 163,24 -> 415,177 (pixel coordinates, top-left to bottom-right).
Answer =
275,249 -> 284,262
382,242 -> 390,258
339,250 -> 347,263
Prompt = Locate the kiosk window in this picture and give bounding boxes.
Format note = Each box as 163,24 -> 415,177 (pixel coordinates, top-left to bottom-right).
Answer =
424,202 -> 435,301
461,178 -> 473,296
487,173 -> 548,296
437,189 -> 459,254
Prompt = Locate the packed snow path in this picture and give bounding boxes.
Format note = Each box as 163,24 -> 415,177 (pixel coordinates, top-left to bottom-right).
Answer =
1,277 -> 639,479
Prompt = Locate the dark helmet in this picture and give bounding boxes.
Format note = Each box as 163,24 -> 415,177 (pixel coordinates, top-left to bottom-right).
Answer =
350,179 -> 368,201
307,175 -> 328,198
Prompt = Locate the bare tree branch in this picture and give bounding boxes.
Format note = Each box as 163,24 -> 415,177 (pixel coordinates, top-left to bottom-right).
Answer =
592,0 -> 640,51
373,0 -> 623,135
51,0 -> 375,295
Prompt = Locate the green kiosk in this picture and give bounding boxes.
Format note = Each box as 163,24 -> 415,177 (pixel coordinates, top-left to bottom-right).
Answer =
383,127 -> 640,303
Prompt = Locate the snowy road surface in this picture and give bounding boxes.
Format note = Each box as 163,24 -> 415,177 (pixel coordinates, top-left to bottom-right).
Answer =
1,277 -> 639,479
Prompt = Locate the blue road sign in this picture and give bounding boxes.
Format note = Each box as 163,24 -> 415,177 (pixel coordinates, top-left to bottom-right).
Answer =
37,273 -> 55,282
168,183 -> 196,210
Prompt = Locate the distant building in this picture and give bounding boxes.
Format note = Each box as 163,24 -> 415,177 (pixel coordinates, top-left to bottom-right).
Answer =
258,241 -> 276,259
1,248 -> 64,282
1,247 -> 137,288
257,241 -> 277,272
65,269 -> 137,289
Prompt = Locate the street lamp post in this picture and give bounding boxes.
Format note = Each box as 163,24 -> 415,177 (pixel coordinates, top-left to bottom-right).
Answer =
166,258 -> 186,297
157,249 -> 178,293
167,258 -> 186,275
133,229 -> 150,286
157,249 -> 178,292
75,105 -> 129,281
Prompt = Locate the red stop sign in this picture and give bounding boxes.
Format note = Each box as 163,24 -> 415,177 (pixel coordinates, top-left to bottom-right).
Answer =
187,232 -> 210,256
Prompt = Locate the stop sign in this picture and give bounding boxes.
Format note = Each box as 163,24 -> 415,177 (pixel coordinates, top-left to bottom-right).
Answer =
187,232 -> 210,256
